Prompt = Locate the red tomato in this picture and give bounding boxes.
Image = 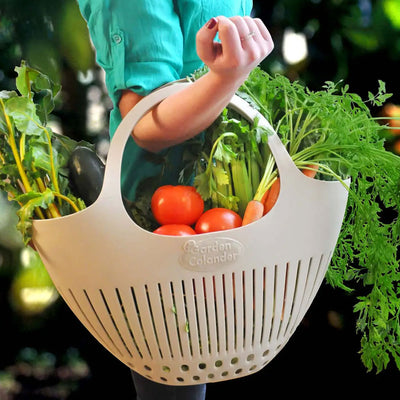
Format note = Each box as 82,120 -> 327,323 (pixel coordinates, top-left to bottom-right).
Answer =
153,224 -> 196,236
195,208 -> 242,234
151,185 -> 204,225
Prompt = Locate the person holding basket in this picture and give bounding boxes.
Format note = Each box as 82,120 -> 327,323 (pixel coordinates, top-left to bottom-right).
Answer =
76,0 -> 274,399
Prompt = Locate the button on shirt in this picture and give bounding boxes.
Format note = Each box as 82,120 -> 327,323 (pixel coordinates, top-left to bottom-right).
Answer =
77,0 -> 253,200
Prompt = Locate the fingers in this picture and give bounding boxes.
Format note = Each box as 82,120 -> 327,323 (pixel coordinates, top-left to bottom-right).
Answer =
214,16 -> 243,62
240,16 -> 274,59
196,17 -> 220,65
253,17 -> 273,43
235,17 -> 273,55
197,15 -> 274,82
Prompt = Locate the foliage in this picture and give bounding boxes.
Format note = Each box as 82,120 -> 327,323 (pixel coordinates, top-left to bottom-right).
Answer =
244,69 -> 400,373
0,62 -> 88,244
0,0 -> 94,84
187,67 -> 400,373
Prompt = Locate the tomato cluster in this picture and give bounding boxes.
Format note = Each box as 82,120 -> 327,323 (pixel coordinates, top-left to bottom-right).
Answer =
151,185 -> 242,236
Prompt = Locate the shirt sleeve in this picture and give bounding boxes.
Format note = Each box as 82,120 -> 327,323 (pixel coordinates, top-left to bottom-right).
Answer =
77,0 -> 184,106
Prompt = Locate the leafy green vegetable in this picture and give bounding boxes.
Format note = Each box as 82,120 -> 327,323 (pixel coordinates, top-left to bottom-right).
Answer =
0,61 -> 88,244
187,67 -> 400,373
193,110 -> 271,215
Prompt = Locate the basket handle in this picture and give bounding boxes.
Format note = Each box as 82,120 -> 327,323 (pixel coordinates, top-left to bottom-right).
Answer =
101,81 -> 298,199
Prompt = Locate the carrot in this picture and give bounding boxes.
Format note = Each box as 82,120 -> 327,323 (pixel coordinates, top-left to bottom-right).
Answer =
242,199 -> 264,226
260,188 -> 269,204
263,177 -> 280,215
302,164 -> 319,178
243,164 -> 318,226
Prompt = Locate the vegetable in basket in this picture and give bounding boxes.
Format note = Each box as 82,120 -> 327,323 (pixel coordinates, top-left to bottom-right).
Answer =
151,184 -> 204,226
195,207 -> 242,233
150,184 -> 242,234
153,224 -> 196,236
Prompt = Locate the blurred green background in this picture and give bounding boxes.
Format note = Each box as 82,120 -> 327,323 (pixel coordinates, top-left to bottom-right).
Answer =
1,0 -> 399,398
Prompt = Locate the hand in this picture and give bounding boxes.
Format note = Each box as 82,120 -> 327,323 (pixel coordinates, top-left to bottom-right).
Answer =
196,15 -> 274,85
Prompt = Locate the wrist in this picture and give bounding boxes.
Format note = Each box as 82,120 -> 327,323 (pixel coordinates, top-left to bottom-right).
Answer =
204,69 -> 247,94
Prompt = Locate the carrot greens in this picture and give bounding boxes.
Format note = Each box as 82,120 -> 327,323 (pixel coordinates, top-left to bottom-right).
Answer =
187,67 -> 400,373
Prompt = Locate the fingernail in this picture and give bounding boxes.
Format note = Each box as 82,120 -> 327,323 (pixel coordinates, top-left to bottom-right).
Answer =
206,17 -> 217,29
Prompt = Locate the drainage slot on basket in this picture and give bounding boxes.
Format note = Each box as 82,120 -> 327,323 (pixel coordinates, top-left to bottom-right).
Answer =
67,289 -> 109,350
144,284 -> 164,359
279,260 -> 301,340
157,283 -> 175,358
251,268 -> 257,347
170,281 -> 185,358
260,267 -> 267,344
115,288 -> 143,359
130,287 -> 153,359
191,279 -> 203,356
241,271 -> 247,349
202,278 -> 212,354
268,264 -> 286,343
243,269 -> 254,349
294,254 -> 325,327
275,262 -> 290,340
181,280 -> 194,356
304,252 -> 332,312
222,273 -> 233,352
99,289 -> 133,358
212,276 -> 220,354
203,276 -> 222,355
83,289 -> 124,358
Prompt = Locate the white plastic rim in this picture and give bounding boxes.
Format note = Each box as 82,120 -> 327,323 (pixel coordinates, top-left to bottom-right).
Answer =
32,81 -> 349,385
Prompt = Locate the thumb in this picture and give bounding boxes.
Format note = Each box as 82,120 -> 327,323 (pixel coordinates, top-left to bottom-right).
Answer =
196,17 -> 220,64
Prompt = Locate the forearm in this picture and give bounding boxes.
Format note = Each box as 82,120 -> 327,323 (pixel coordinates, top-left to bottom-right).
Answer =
129,71 -> 243,153
119,15 -> 273,153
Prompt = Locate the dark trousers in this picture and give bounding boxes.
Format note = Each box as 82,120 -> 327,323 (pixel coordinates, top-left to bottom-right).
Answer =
131,371 -> 207,400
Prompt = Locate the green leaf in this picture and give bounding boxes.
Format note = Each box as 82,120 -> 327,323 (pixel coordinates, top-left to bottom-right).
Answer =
4,96 -> 42,136
193,171 -> 212,201
0,90 -> 17,100
14,60 -> 61,124
211,165 -> 229,187
32,75 -> 61,123
214,140 -> 236,164
26,137 -> 59,179
15,188 -> 55,243
15,61 -> 36,97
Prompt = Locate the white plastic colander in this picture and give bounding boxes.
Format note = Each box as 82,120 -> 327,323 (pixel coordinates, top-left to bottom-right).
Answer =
32,81 -> 349,386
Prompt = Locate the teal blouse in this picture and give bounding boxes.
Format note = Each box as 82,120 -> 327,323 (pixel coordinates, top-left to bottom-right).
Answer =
78,0 -> 253,200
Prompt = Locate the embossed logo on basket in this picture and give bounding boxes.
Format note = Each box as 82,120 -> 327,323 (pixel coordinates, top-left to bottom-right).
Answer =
180,238 -> 244,271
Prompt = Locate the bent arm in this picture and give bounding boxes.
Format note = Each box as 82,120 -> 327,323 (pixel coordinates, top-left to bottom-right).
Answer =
119,16 -> 274,153
119,71 -> 242,152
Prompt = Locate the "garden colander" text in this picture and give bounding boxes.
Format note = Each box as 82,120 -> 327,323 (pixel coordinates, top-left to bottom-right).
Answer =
180,238 -> 244,271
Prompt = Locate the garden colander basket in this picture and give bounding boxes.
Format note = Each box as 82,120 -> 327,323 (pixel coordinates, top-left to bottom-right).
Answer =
32,81 -> 349,386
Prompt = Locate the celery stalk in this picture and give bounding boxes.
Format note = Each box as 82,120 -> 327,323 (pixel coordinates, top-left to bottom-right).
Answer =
230,157 -> 253,216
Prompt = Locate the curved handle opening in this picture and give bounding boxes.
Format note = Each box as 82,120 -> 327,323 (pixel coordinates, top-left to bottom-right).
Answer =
101,82 -> 297,196
98,81 -> 301,230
